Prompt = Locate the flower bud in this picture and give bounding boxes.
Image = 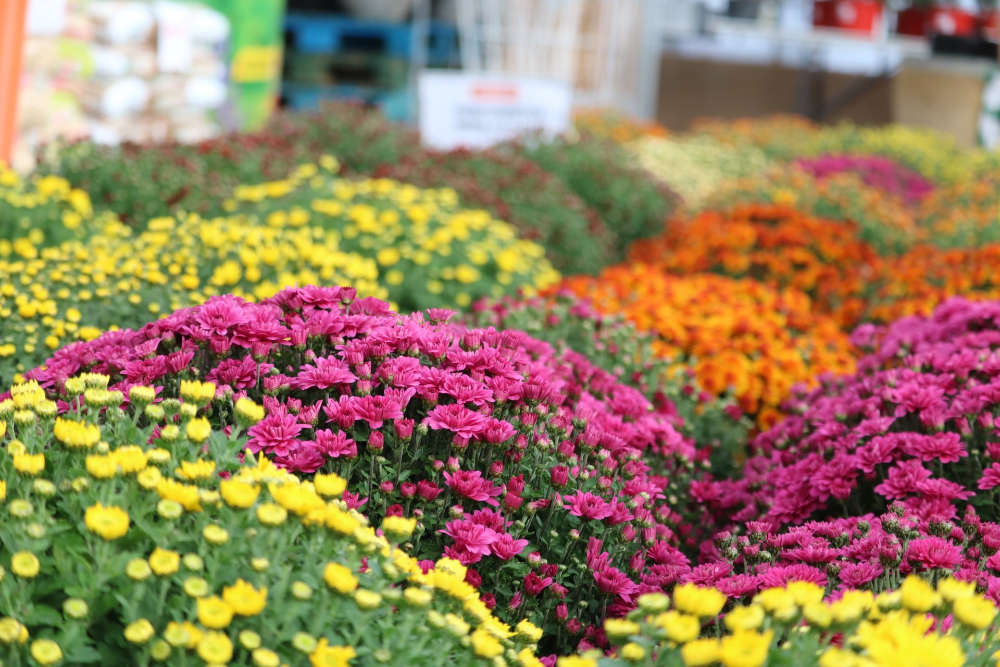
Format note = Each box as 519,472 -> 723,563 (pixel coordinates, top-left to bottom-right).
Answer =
145,404 -> 165,421
160,399 -> 181,417
394,419 -> 415,439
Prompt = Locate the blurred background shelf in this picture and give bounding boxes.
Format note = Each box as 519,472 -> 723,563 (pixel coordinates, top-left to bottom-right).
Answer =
280,6 -> 460,123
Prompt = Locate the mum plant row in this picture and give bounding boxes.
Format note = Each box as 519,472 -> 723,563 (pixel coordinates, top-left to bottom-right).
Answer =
22,285 -> 711,656
31,107 -> 1000,262
0,160 -> 559,382
560,203 -> 1000,427
8,287 -> 1000,666
37,103 -> 677,276
630,116 -> 998,254
0,372 -> 545,666
626,203 -> 1000,330
8,112 -> 1000,442
690,298 -> 1000,603
3,108 -> 1000,666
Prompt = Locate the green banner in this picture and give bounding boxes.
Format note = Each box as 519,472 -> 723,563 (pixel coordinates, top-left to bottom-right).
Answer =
203,0 -> 286,131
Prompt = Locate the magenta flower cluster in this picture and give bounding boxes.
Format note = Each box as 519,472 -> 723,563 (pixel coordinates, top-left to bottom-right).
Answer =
28,285 -> 702,654
670,298 -> 1000,597
795,154 -> 935,205
681,502 -> 1000,603
34,283 -> 1000,653
468,290 -> 751,480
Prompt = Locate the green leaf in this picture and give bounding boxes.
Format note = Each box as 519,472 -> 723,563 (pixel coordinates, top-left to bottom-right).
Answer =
63,645 -> 104,664
24,604 -> 63,626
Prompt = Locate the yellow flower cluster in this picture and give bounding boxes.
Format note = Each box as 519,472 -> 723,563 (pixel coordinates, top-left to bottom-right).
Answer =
224,161 -> 560,312
0,211 -> 383,380
180,380 -> 217,405
0,373 -> 545,666
693,115 -> 1000,185
811,123 -> 999,186
692,115 -> 820,161
53,415 -> 101,448
627,135 -> 773,207
0,167 -> 115,250
0,162 -> 563,382
579,576 -> 1000,667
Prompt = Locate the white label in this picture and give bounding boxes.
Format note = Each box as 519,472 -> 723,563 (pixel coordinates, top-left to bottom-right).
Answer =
418,71 -> 571,150
933,12 -> 957,35
155,1 -> 194,73
26,0 -> 67,36
836,2 -> 858,25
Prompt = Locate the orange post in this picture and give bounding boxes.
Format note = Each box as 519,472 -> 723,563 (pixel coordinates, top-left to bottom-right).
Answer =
0,0 -> 29,166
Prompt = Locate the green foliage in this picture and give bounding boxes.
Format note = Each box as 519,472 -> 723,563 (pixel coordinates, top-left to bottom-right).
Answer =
0,169 -> 116,251
37,104 -> 411,225
0,377 -> 543,666
468,292 -> 751,477
519,133 -> 678,258
372,145 -> 616,275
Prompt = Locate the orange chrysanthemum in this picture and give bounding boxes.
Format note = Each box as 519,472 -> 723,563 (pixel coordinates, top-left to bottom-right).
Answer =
559,266 -> 855,426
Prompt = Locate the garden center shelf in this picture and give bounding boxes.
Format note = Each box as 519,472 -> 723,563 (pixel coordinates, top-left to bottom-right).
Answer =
280,10 -> 459,123
666,15 -> 932,76
283,12 -> 459,66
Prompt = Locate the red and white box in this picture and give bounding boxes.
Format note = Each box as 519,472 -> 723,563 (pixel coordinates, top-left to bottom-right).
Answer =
896,7 -> 929,37
927,7 -> 979,37
981,9 -> 998,42
813,1 -> 884,35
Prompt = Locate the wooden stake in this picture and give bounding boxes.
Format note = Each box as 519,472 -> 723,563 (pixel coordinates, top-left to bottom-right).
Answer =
0,0 -> 29,166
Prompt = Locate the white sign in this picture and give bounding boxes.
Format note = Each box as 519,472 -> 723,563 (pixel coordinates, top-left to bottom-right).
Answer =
418,71 -> 571,150
27,0 -> 67,36
155,1 -> 195,73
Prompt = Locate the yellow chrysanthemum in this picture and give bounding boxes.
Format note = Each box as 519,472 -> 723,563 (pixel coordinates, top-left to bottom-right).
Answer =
222,579 -> 268,616
84,503 -> 130,540
148,547 -> 180,576
314,473 -> 347,497
220,479 -> 261,508
12,452 -> 44,476
197,631 -> 234,664
381,515 -> 416,541
185,417 -> 212,444
309,639 -> 356,667
323,562 -> 358,594
123,619 -> 155,644
197,596 -> 234,630
11,551 -> 40,578
30,638 -> 62,665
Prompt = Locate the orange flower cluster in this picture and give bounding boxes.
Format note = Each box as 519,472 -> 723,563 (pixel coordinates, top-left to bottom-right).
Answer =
572,108 -> 668,143
698,168 -> 919,253
691,115 -> 819,160
623,202 -> 1000,330
559,266 -> 855,429
865,245 -> 1000,323
629,205 -> 879,328
914,173 -> 1000,248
